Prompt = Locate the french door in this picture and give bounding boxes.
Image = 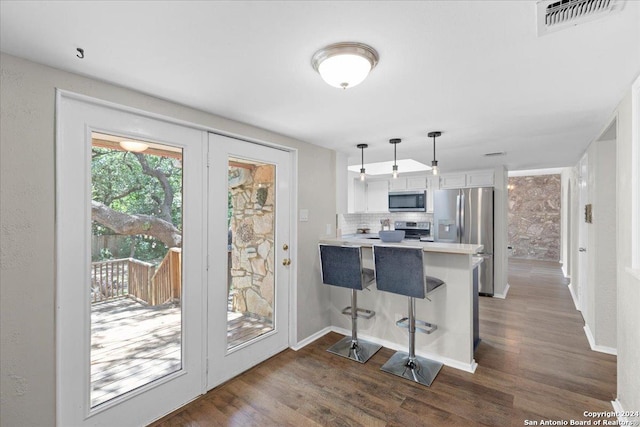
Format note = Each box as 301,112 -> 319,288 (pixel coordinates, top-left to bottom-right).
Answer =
206,133 -> 291,388
56,92 -> 207,426
57,93 -> 293,425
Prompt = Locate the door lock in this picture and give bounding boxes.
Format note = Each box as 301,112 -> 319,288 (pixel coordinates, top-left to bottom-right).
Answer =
283,243 -> 289,251
282,258 -> 291,266
579,247 -> 587,252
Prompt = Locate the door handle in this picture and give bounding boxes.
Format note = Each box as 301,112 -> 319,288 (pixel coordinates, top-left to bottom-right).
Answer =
282,258 -> 291,266
579,247 -> 586,252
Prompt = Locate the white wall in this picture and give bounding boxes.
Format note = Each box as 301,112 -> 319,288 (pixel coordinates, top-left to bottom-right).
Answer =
584,138 -> 617,350
613,87 -> 640,416
0,53 -> 334,426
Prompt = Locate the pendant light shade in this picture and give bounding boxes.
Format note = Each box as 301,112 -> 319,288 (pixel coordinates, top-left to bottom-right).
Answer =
428,131 -> 442,176
389,138 -> 401,179
357,144 -> 368,181
312,42 -> 379,90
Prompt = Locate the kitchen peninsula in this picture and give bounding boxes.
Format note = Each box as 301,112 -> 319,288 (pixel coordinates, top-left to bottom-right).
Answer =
319,236 -> 483,373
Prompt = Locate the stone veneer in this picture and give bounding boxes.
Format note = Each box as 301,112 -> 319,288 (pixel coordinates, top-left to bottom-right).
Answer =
229,164 -> 275,319
508,174 -> 561,261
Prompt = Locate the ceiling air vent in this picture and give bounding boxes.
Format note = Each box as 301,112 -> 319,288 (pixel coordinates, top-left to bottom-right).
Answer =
537,0 -> 623,36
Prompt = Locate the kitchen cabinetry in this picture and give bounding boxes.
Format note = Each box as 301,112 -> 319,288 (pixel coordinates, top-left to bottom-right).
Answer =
367,180 -> 389,212
353,178 -> 366,213
426,175 -> 439,213
439,170 -> 494,189
466,170 -> 494,187
388,176 -> 427,191
440,173 -> 467,189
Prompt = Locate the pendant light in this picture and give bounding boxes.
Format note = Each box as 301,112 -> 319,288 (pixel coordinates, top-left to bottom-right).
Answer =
357,144 -> 368,181
389,138 -> 401,178
428,131 -> 442,176
312,42 -> 379,90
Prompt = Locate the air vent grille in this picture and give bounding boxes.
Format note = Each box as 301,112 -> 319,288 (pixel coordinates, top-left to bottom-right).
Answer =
537,0 -> 622,35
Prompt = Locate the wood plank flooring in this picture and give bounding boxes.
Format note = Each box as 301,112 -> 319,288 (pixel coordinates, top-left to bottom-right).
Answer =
91,299 -> 272,407
152,259 -> 617,426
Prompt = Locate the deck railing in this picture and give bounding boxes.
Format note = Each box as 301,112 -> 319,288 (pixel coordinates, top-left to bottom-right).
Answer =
91,258 -> 130,303
91,249 -> 181,306
149,248 -> 182,305
127,259 -> 156,304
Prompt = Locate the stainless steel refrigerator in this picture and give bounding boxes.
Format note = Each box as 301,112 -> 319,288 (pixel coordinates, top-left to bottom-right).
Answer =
433,187 -> 494,296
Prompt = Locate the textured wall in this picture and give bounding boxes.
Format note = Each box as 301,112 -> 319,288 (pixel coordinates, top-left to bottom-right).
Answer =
508,175 -> 561,261
0,53 -> 336,425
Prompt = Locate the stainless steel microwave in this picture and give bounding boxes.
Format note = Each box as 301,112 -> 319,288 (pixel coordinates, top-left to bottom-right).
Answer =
388,190 -> 427,212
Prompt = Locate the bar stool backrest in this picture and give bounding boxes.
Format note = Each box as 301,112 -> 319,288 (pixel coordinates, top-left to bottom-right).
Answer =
319,244 -> 366,291
373,246 -> 426,299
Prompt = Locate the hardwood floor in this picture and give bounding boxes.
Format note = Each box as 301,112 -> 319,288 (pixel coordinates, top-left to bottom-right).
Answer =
152,259 -> 617,426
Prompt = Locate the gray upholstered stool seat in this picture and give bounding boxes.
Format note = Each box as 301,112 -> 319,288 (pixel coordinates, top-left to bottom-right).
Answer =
373,245 -> 445,386
319,244 -> 382,363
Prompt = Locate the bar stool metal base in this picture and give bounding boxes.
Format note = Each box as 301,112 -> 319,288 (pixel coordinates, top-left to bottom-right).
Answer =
380,351 -> 443,386
326,336 -> 382,364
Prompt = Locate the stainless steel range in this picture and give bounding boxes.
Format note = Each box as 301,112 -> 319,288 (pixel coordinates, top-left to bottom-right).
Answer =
394,221 -> 432,241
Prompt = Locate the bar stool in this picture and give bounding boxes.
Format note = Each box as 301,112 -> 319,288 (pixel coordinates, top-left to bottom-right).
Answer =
319,244 -> 382,363
372,245 -> 445,386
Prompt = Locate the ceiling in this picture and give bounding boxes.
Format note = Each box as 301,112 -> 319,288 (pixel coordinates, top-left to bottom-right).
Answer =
1,1 -> 639,173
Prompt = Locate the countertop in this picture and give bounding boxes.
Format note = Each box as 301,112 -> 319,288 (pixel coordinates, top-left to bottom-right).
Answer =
320,236 -> 483,255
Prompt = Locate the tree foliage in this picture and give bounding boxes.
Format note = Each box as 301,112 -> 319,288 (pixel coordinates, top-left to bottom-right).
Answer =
91,147 -> 182,262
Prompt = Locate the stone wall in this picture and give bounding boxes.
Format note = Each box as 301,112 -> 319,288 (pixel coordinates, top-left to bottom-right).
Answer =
229,164 -> 275,319
508,174 -> 561,261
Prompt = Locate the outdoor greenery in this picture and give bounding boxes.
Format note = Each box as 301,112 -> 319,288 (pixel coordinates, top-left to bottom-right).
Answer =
91,146 -> 183,262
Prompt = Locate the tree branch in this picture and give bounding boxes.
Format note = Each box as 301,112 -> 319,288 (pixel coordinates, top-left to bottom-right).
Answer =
134,153 -> 174,222
91,200 -> 181,248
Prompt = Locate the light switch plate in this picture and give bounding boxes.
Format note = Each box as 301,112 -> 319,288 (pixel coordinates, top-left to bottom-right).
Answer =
299,209 -> 309,222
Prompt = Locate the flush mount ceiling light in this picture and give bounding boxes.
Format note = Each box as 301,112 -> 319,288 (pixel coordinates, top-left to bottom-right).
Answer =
428,131 -> 442,176
312,42 -> 379,90
389,138 -> 401,179
357,143 -> 368,181
119,140 -> 149,153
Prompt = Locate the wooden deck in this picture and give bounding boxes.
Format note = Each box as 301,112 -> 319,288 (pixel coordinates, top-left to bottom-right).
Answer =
91,298 -> 272,407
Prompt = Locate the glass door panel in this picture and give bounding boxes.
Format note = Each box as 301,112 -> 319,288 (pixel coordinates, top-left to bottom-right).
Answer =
227,158 -> 276,349
90,132 -> 184,407
207,133 -> 290,390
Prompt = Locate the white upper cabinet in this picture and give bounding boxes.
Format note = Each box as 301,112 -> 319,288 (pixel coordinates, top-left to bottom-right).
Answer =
426,175 -> 439,213
466,170 -> 495,187
439,170 -> 494,189
439,173 -> 467,189
389,178 -> 408,191
367,180 -> 390,212
407,176 -> 427,190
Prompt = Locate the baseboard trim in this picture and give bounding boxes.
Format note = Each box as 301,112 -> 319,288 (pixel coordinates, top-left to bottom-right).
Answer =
493,283 -> 510,299
583,324 -> 617,356
290,326 -> 332,351
567,283 -> 580,311
329,326 -> 478,374
611,399 -> 636,424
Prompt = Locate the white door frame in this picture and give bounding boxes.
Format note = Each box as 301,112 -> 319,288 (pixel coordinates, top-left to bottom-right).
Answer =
577,153 -> 589,313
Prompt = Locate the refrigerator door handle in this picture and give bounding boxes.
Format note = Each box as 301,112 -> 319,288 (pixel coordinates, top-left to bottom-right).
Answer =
456,194 -> 461,241
459,192 -> 465,243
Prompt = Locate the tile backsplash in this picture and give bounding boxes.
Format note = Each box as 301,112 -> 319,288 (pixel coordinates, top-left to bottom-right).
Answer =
337,212 -> 434,236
